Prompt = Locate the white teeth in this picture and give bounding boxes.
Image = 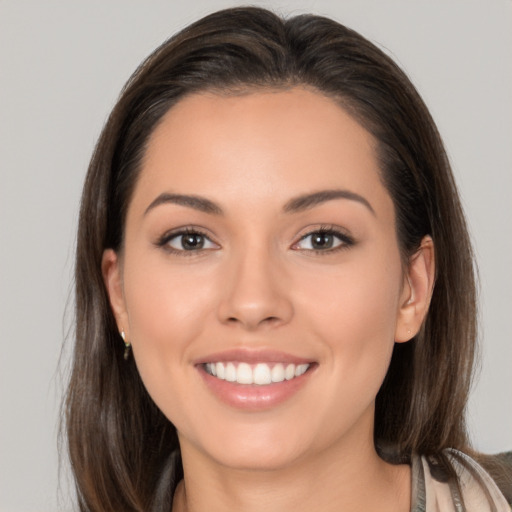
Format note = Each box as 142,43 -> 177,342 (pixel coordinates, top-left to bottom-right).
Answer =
285,363 -> 295,380
295,364 -> 309,377
205,363 -> 216,376
225,362 -> 236,382
204,361 -> 310,386
215,362 -> 225,379
253,363 -> 272,385
237,363 -> 253,384
271,363 -> 285,383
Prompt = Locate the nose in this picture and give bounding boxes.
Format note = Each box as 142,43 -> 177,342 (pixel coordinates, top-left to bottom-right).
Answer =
217,247 -> 294,331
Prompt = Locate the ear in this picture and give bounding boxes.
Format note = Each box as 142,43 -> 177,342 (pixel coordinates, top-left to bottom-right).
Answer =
395,236 -> 435,343
102,249 -> 129,338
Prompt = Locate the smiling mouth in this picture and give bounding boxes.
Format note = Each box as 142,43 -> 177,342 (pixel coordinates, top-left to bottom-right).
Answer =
203,361 -> 311,386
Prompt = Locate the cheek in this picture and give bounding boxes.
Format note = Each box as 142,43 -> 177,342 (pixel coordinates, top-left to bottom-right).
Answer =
124,256 -> 217,345
298,248 -> 403,390
121,257 -> 219,407
302,248 -> 401,329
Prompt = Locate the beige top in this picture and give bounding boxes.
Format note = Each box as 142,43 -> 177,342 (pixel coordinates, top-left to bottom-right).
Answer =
411,449 -> 511,511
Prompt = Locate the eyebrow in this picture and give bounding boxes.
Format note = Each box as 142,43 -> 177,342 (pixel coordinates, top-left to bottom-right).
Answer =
283,189 -> 375,215
144,188 -> 375,217
144,193 -> 224,216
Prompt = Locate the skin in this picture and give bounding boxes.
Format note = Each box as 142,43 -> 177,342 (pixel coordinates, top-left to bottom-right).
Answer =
103,88 -> 435,512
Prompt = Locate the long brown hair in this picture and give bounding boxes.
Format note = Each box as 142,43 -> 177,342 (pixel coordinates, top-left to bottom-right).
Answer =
66,7 -> 478,510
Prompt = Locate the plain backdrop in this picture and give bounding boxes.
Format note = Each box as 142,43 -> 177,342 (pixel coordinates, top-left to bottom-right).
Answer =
0,1 -> 511,510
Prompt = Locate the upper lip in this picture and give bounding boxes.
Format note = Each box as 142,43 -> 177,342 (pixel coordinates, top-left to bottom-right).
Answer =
193,348 -> 315,365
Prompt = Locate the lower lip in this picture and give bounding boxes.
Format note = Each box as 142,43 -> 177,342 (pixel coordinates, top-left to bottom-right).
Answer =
197,365 -> 315,411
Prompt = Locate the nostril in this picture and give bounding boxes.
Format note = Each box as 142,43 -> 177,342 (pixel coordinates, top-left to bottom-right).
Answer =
226,315 -> 281,327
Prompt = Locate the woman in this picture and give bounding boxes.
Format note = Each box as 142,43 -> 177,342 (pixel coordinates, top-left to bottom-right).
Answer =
66,7 -> 511,511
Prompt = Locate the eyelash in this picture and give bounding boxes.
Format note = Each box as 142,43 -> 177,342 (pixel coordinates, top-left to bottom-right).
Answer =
155,225 -> 355,256
293,225 -> 355,254
155,227 -> 218,256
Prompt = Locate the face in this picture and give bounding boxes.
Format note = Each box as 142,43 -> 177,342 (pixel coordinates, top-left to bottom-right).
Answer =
104,88 -> 431,471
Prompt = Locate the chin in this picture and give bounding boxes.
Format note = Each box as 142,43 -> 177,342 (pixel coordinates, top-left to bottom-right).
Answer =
211,441 -> 307,472
180,418 -> 316,472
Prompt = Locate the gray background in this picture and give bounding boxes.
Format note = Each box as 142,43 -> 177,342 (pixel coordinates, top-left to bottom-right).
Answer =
0,1 -> 510,510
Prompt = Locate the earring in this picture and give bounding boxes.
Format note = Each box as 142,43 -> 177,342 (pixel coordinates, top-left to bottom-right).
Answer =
120,330 -> 131,361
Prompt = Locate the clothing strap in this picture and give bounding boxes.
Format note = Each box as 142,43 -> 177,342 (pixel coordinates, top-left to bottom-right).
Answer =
411,449 -> 511,512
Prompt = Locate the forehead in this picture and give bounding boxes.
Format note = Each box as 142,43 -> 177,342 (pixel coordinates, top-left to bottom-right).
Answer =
131,87 -> 392,220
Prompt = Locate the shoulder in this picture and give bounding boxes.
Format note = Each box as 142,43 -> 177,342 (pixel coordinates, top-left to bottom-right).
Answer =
476,451 -> 512,505
412,449 -> 512,511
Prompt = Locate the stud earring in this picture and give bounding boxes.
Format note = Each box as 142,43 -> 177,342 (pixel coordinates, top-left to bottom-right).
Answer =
120,330 -> 131,361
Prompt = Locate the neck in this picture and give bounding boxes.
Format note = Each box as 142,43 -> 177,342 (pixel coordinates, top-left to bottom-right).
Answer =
172,427 -> 410,512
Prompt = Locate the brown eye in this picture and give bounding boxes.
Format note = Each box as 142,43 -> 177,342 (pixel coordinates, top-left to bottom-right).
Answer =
181,233 -> 205,250
294,229 -> 353,252
310,233 -> 335,250
165,231 -> 217,252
